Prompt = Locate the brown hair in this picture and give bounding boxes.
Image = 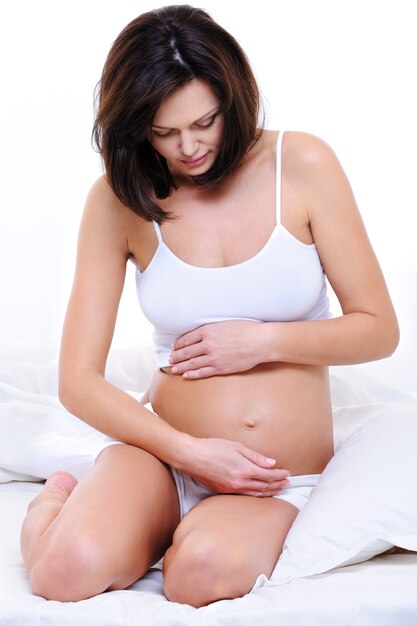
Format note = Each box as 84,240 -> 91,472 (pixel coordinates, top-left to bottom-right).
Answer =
92,5 -> 265,223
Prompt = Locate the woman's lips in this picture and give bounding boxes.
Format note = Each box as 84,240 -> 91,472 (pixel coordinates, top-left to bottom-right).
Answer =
180,153 -> 208,167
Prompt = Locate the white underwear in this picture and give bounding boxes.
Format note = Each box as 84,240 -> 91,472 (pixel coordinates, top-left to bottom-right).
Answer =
171,466 -> 320,518
92,402 -> 321,516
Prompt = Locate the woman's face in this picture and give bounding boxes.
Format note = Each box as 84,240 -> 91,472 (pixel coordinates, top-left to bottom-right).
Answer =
150,79 -> 224,183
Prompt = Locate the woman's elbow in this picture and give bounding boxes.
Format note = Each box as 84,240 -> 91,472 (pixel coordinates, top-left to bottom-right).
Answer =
58,365 -> 101,415
58,369 -> 88,415
378,315 -> 400,359
58,375 -> 77,413
388,322 -> 400,356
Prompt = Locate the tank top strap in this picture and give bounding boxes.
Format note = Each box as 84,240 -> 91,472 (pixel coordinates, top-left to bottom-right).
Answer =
152,221 -> 163,244
276,130 -> 285,224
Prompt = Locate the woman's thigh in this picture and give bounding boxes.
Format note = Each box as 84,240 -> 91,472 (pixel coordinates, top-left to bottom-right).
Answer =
163,494 -> 299,607
31,444 -> 180,599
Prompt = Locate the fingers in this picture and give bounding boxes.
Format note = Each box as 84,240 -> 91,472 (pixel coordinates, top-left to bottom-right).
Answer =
181,367 -> 216,380
244,486 -> 289,498
243,472 -> 292,495
170,357 -> 210,377
214,477 -> 290,497
172,329 -> 202,351
225,478 -> 291,498
238,446 -> 291,496
240,446 -> 290,477
251,469 -> 291,488
169,345 -> 205,370
170,348 -> 217,378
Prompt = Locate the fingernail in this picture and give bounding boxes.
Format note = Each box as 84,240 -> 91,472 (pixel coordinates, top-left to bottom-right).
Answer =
266,457 -> 276,464
172,367 -> 178,373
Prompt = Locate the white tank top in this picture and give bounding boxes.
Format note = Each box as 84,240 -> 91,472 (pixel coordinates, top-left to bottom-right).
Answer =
136,131 -> 331,367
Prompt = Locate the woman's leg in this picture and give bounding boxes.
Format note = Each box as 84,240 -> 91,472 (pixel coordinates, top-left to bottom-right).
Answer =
21,444 -> 180,601
163,494 -> 299,607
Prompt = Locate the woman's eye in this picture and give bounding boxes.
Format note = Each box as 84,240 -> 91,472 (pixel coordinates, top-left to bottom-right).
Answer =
153,130 -> 174,138
152,115 -> 217,138
197,116 -> 217,129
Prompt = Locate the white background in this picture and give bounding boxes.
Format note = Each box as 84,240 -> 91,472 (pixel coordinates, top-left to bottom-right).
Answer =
0,0 -> 416,391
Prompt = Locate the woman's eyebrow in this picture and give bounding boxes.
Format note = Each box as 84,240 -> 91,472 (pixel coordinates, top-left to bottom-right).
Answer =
152,107 -> 219,129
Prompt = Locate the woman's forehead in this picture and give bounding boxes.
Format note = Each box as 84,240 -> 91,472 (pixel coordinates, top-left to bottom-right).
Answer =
153,80 -> 219,128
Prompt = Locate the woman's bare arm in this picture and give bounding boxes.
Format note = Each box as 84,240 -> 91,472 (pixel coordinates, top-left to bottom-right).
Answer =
59,177 -> 188,466
260,132 -> 399,366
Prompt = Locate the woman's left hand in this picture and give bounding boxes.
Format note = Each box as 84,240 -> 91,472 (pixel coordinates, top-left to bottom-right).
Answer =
169,320 -> 264,379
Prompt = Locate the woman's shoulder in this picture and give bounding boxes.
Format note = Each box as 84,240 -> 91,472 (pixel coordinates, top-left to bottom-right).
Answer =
271,129 -> 343,185
242,129 -> 339,193
82,176 -> 153,265
254,128 -> 335,166
84,175 -> 147,230
274,129 -> 336,164
86,175 -> 128,213
288,130 -> 341,168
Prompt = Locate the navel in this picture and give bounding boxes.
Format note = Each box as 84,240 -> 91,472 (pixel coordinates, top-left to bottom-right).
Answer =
243,417 -> 258,430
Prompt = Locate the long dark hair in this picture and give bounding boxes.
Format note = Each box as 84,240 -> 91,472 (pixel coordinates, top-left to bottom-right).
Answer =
92,5 -> 265,223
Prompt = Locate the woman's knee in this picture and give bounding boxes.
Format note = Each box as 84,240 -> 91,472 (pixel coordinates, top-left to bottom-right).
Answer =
30,531 -> 124,601
163,528 -> 253,607
30,517 -> 161,602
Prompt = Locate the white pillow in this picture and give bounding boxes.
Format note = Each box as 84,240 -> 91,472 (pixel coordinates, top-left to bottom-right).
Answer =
329,364 -> 417,407
0,381 -> 144,483
257,401 -> 417,588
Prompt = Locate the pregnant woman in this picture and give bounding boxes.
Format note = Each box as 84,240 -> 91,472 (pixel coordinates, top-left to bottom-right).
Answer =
20,5 -> 399,607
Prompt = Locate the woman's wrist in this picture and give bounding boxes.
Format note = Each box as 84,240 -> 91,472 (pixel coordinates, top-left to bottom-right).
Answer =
258,322 -> 283,364
166,431 -> 198,473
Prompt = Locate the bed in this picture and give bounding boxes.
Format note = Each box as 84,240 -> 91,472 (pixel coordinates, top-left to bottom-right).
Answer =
1,339 -> 417,626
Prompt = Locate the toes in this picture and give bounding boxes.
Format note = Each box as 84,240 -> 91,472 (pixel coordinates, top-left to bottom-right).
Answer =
27,471 -> 78,512
46,471 -> 78,497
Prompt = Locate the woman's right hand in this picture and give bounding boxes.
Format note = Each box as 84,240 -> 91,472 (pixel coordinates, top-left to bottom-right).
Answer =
179,437 -> 291,497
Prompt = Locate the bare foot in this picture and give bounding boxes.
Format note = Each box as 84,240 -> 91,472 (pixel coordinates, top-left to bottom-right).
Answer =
27,471 -> 78,512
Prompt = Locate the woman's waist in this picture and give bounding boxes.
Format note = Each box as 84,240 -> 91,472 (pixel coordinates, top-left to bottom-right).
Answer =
148,362 -> 334,474
149,362 -> 331,414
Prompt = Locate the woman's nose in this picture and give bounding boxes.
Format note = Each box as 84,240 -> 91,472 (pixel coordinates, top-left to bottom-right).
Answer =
179,132 -> 198,157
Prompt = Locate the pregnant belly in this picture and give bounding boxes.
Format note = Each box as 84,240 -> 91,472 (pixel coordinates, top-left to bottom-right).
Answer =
148,362 -> 334,476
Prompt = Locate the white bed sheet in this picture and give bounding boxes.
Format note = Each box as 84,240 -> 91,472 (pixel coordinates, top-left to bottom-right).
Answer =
1,481 -> 417,626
